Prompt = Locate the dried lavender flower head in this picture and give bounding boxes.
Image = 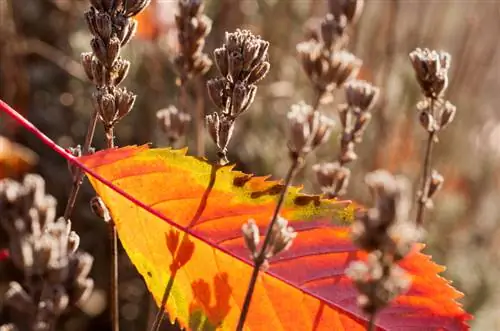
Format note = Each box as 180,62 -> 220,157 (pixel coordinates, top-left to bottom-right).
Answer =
215,29 -> 270,84
297,42 -> 362,94
351,170 -> 419,258
0,175 -> 94,330
409,48 -> 451,98
346,252 -> 411,314
287,101 -> 336,157
313,162 -> 351,197
175,0 -> 213,79
344,80 -> 380,112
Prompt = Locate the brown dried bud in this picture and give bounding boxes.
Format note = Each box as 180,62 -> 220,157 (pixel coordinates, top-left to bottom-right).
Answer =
214,47 -> 229,77
90,56 -> 106,86
287,102 -> 335,156
118,18 -> 138,46
95,12 -> 113,41
111,58 -> 130,86
105,36 -> 122,68
265,216 -> 297,258
438,101 -> 456,130
344,80 -> 380,112
156,106 -> 192,144
231,83 -> 257,117
419,110 -> 436,133
81,52 -> 94,81
409,48 -> 451,98
206,112 -> 235,153
207,78 -> 228,111
228,51 -> 244,82
313,162 -> 351,197
115,87 -> 136,120
242,219 -> 260,258
90,37 -> 108,68
92,90 -> 117,126
247,62 -> 270,85
352,112 -> 372,143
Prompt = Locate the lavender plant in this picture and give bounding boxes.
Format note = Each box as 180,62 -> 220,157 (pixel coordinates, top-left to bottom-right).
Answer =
157,0 -> 212,154
0,175 -> 93,331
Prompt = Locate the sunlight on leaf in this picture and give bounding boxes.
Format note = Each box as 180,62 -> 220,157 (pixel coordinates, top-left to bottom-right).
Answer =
80,146 -> 470,331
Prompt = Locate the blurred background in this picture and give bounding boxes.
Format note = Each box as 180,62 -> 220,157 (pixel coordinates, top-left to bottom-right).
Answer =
1,0 -> 500,330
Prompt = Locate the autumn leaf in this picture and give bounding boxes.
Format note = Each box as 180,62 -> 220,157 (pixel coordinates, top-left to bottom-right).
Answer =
0,136 -> 38,179
79,146 -> 470,331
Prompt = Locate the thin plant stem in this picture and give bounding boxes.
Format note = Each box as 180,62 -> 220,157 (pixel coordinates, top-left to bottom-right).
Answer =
195,77 -> 205,157
63,110 -> 98,220
236,156 -> 301,331
415,99 -> 436,226
105,127 -> 119,331
367,313 -> 376,331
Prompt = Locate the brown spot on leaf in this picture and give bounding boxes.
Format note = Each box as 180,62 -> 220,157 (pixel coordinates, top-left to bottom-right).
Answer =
233,174 -> 252,187
250,184 -> 285,199
294,195 -> 321,207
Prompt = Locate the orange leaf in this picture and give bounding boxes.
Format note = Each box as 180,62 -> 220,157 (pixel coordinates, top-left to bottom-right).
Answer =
0,136 -> 38,179
80,146 -> 470,330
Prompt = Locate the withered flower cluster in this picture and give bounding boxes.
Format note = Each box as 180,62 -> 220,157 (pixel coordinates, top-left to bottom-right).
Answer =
409,48 -> 456,224
297,2 -> 363,98
242,216 -> 297,270
174,0 -> 212,81
81,0 -> 150,136
287,101 -> 336,159
313,80 -> 379,198
206,29 -> 270,163
0,175 -> 93,331
346,170 -> 421,316
157,0 -> 213,146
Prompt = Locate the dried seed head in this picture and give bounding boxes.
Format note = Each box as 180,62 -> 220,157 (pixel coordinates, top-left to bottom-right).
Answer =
265,216 -> 297,258
297,43 -> 362,93
206,112 -> 234,154
207,78 -> 229,111
156,106 -> 192,144
220,29 -> 270,83
409,48 -> 451,98
287,102 -> 335,156
81,52 -> 94,81
438,101 -> 456,130
231,82 -> 257,117
175,0 -> 212,80
346,253 -> 411,315
418,108 -> 436,133
344,80 -> 380,112
313,162 -> 351,197
242,219 -> 260,258
352,170 -> 413,253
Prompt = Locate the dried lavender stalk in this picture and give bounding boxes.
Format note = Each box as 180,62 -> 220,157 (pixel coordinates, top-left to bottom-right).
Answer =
237,102 -> 335,330
63,1 -> 151,330
409,48 -> 456,226
156,0 -> 213,154
0,175 -> 93,331
206,29 -> 270,164
297,1 -> 379,199
346,170 -> 421,329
